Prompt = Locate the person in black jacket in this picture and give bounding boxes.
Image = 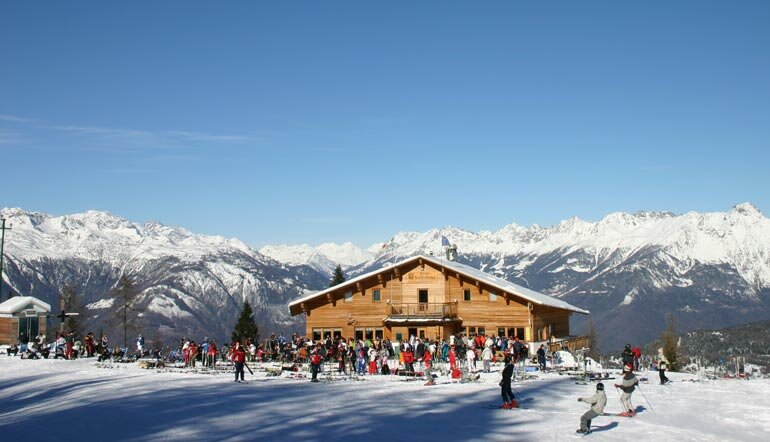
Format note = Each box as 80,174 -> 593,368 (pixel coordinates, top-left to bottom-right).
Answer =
621,344 -> 634,368
537,345 -> 547,371
499,356 -> 518,409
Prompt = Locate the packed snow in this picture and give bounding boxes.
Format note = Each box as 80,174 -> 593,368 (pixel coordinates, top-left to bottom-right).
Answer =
0,357 -> 767,441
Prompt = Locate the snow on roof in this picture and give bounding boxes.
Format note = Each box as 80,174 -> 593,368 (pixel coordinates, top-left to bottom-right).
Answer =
288,255 -> 589,315
0,296 -> 52,315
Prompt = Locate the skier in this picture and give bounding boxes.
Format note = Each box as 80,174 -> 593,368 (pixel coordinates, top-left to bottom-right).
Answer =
614,365 -> 639,416
499,355 -> 518,409
537,344 -> 547,371
136,334 -> 145,356
231,341 -> 246,382
402,345 -> 415,374
631,346 -> 642,371
481,345 -> 493,373
466,346 -> 476,373
310,349 -> 322,382
621,344 -> 634,368
207,340 -> 218,367
423,347 -> 434,385
577,382 -> 607,434
658,358 -> 670,385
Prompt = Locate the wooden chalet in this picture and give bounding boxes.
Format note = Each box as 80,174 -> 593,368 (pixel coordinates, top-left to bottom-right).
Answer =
288,255 -> 589,345
0,296 -> 50,345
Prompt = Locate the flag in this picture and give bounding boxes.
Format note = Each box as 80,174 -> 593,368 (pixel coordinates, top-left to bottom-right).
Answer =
441,235 -> 450,247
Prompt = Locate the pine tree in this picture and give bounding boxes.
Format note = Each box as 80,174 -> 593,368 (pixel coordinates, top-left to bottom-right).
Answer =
330,265 -> 345,287
111,274 -> 140,348
661,313 -> 681,371
61,284 -> 83,336
586,318 -> 600,361
231,301 -> 259,345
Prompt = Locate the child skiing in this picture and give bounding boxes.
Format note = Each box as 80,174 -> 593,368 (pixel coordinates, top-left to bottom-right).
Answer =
615,365 -> 639,416
577,382 -> 607,434
499,356 -> 518,409
231,342 -> 246,382
310,349 -> 322,382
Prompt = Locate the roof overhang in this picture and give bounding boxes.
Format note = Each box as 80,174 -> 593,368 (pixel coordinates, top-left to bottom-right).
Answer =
288,255 -> 590,316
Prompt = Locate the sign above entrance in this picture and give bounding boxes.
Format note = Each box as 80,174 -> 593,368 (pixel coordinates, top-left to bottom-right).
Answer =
406,272 -> 439,281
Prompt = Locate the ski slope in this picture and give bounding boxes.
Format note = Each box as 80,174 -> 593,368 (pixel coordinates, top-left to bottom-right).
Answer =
0,357 -> 766,442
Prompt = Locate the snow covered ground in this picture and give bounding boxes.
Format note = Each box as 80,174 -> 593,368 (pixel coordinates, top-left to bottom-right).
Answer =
1,357 -> 768,442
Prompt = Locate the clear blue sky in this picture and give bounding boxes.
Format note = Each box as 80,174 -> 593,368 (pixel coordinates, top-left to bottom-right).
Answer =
2,1 -> 768,248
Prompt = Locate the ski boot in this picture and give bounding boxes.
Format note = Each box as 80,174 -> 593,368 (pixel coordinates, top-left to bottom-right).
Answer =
508,400 -> 519,409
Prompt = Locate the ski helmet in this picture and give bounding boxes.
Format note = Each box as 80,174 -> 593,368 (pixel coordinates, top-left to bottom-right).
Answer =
596,383 -> 604,391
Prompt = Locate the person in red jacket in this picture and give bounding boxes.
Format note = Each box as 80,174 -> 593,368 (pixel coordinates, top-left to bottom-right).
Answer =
631,347 -> 642,371
231,342 -> 246,382
207,341 -> 218,367
402,347 -> 415,373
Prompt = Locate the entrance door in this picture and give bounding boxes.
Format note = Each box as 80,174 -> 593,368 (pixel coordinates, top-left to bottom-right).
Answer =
408,327 -> 417,340
18,316 -> 39,342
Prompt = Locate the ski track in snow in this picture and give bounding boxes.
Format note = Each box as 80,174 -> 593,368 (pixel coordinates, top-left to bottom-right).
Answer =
0,358 -> 767,442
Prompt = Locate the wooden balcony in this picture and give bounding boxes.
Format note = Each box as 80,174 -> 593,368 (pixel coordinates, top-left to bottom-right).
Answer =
385,301 -> 459,323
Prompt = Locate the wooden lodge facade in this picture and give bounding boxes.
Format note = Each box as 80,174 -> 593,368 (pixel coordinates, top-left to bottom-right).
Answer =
288,255 -> 589,344
0,296 -> 51,345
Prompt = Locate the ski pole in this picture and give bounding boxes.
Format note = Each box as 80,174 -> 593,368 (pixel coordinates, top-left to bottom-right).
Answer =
636,384 -> 655,414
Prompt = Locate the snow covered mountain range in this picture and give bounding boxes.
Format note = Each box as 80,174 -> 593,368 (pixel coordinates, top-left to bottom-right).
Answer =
2,204 -> 769,351
0,208 -> 328,342
265,203 -> 770,350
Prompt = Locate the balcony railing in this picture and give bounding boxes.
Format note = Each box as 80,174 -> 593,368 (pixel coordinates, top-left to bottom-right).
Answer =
387,302 -> 458,320
548,335 -> 591,354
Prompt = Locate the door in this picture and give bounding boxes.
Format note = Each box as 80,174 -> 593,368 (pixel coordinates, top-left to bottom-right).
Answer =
18,316 -> 39,342
418,289 -> 428,312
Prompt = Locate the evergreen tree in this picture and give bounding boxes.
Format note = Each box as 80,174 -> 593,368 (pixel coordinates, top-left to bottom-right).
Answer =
661,313 -> 681,371
111,274 -> 140,348
586,318 -> 600,361
231,301 -> 259,345
330,265 -> 345,287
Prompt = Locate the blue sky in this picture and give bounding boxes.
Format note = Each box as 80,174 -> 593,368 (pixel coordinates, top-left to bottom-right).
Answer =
1,1 -> 768,248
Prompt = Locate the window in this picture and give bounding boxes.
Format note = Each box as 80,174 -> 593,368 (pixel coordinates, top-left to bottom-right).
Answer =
312,329 -> 322,341
498,327 -> 506,338
395,332 -> 403,341
489,291 -> 497,302
477,327 -> 485,336
418,289 -> 428,303
372,289 -> 381,302
463,289 -> 471,301
344,291 -> 353,303
354,327 -> 383,341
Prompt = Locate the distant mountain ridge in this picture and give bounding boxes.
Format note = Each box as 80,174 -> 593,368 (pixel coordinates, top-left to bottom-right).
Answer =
265,203 -> 770,350
2,204 -> 769,350
0,208 -> 328,341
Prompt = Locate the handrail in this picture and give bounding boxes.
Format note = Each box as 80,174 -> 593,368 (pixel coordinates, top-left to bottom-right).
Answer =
387,302 -> 458,319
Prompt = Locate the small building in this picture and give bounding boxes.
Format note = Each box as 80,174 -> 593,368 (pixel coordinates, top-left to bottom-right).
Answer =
0,296 -> 51,345
288,255 -> 589,344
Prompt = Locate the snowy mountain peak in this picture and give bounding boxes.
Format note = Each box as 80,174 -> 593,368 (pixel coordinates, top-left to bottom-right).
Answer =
731,202 -> 763,217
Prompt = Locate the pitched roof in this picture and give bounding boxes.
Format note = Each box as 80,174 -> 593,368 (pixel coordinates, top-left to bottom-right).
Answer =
288,255 -> 589,315
0,296 -> 52,315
